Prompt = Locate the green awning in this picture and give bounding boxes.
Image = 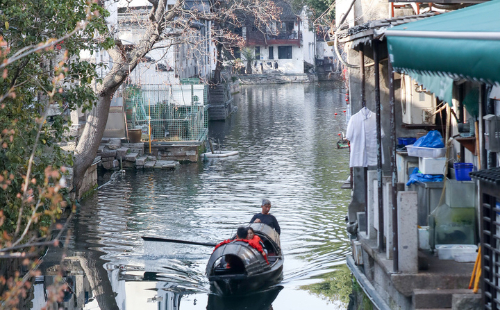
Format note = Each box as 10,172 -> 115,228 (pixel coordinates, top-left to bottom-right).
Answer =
407,72 -> 454,106
386,0 -> 500,85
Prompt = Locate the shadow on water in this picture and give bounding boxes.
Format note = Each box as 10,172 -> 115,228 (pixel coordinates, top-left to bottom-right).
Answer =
30,82 -> 351,310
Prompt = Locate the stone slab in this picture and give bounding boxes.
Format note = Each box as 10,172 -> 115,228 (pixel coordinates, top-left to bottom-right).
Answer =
452,292 -> 481,310
102,161 -> 114,170
101,157 -> 114,162
97,145 -> 105,154
125,152 -> 138,162
357,212 -> 366,232
147,156 -> 156,161
144,161 -> 156,169
383,180 -> 393,260
123,161 -> 135,168
107,138 -> 121,150
136,165 -> 144,169
366,170 -> 377,239
100,149 -> 117,158
155,160 -> 178,169
136,156 -> 147,166
398,191 -> 418,274
413,289 -> 473,309
122,143 -> 144,149
116,147 -> 129,160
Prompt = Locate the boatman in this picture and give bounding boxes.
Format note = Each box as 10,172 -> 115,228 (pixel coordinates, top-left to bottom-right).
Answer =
250,199 -> 281,235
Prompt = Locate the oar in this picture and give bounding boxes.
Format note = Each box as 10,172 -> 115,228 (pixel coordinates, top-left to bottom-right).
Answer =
142,236 -> 217,247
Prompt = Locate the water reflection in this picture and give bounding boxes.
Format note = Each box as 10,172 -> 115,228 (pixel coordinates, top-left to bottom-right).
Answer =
31,82 -> 350,310
207,286 -> 283,310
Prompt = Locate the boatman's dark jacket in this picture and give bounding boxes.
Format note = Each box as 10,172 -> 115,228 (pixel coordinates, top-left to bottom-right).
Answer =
250,214 -> 281,235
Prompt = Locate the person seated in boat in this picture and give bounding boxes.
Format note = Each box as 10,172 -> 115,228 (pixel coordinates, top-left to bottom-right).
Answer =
250,199 -> 281,235
214,226 -> 248,251
214,227 -> 249,269
248,227 -> 268,255
213,227 -> 269,264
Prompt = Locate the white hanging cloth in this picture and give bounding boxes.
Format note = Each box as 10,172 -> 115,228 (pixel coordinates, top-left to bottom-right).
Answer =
346,107 -> 384,167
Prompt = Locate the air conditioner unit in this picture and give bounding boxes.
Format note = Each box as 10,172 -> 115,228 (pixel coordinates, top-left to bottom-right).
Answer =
401,74 -> 437,125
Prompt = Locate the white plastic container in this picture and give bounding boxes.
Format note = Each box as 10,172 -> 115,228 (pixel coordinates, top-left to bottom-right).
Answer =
453,252 -> 477,263
418,226 -> 430,250
419,157 -> 447,174
435,244 -> 477,260
406,145 -> 446,158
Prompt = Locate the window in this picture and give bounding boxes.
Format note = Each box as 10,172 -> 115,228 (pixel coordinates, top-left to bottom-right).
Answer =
255,46 -> 260,60
278,46 -> 292,59
269,46 -> 274,60
233,47 -> 240,59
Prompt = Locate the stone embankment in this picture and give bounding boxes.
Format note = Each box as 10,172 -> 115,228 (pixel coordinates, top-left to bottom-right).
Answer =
96,138 -> 179,171
236,73 -> 317,85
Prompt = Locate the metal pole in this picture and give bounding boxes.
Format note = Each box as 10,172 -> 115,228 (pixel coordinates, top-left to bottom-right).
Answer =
389,53 -> 398,272
374,40 -> 384,251
360,46 -> 366,108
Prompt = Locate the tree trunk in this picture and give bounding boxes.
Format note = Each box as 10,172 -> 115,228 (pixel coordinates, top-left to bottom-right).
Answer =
72,0 -> 174,193
73,95 -> 112,193
213,42 -> 223,84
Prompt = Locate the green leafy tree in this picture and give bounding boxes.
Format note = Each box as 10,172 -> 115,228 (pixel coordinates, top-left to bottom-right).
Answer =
0,0 -> 110,308
0,0 -> 281,307
290,0 -> 335,28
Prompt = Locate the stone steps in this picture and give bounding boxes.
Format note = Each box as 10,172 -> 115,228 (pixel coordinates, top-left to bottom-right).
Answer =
95,139 -> 202,170
413,289 -> 480,309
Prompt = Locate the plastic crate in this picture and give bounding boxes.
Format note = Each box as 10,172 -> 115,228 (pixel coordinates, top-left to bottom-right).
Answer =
453,163 -> 473,181
406,145 -> 446,158
397,137 -> 416,145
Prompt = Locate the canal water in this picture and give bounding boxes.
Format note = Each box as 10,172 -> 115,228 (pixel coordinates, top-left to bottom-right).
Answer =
33,82 -> 351,310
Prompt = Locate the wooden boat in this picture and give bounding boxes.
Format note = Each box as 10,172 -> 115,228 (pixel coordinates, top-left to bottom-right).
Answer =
205,223 -> 284,295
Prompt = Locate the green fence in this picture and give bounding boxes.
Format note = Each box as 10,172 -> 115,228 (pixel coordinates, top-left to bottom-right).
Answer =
124,84 -> 208,142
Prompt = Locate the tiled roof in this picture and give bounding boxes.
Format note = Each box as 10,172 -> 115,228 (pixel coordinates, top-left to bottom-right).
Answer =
274,0 -> 299,20
470,167 -> 500,185
336,12 -> 438,40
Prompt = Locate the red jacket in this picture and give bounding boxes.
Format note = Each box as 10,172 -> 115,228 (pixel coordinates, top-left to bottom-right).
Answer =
213,239 -> 269,264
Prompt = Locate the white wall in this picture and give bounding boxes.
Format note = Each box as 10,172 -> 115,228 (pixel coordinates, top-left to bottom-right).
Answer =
251,45 -> 304,74
300,7 -> 315,65
336,0 -> 389,28
316,41 -> 335,59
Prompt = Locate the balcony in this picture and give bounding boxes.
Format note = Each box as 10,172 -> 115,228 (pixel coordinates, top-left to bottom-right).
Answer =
246,30 -> 301,47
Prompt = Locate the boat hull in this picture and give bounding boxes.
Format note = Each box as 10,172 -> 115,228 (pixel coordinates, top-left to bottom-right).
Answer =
209,259 -> 283,295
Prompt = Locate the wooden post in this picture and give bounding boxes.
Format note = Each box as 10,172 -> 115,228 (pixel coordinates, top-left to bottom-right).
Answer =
360,46 -> 366,108
374,40 -> 384,251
